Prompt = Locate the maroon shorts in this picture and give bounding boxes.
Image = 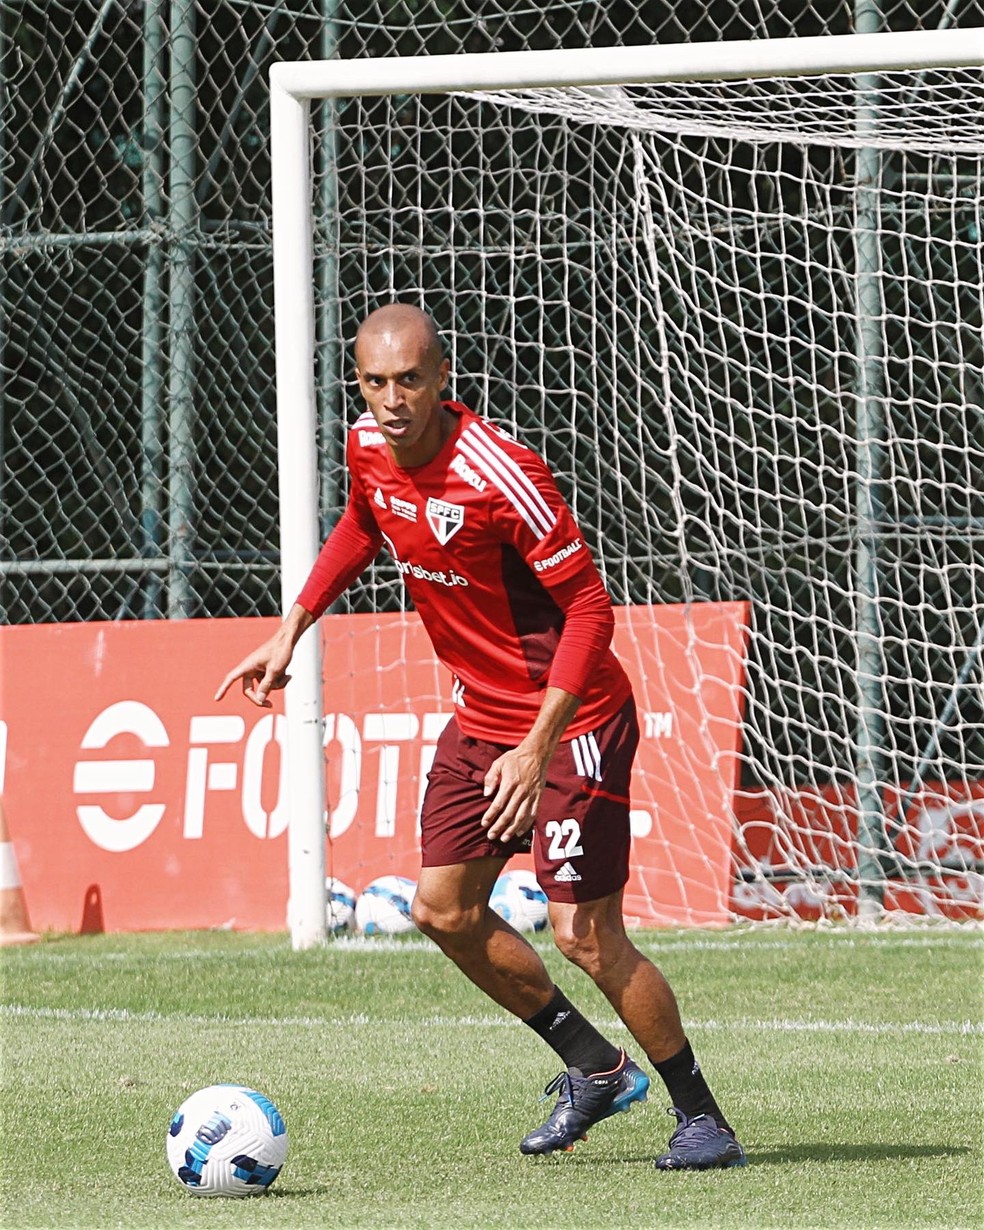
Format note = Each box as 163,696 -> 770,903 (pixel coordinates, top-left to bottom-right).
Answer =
420,696 -> 639,903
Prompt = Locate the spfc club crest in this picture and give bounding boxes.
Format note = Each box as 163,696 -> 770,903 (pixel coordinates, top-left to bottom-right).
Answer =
426,497 -> 465,545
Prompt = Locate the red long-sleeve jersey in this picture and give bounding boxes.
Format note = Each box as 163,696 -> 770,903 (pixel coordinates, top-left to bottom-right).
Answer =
296,401 -> 632,743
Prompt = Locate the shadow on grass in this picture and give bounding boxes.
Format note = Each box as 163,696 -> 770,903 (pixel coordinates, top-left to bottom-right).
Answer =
747,1142 -> 974,1166
269,1186 -> 339,1198
543,1142 -> 973,1168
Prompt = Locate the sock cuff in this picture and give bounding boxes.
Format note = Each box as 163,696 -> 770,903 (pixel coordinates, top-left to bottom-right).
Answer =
522,986 -> 571,1031
653,1038 -> 695,1077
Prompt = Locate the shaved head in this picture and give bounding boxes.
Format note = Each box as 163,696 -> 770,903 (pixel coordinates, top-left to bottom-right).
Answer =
355,304 -> 444,371
353,303 -> 452,466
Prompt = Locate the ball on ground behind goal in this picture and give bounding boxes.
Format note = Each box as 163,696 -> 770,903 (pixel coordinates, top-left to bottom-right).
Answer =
166,1084 -> 288,1197
490,869 -> 550,933
355,875 -> 417,935
326,877 -> 357,934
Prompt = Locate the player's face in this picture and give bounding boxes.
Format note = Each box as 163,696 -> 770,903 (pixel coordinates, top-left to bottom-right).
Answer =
355,326 -> 451,467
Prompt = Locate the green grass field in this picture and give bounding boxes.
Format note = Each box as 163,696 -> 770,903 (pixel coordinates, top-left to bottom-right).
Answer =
1,926 -> 981,1229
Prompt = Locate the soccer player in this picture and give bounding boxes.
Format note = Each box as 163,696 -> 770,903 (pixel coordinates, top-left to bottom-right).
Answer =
215,304 -> 746,1170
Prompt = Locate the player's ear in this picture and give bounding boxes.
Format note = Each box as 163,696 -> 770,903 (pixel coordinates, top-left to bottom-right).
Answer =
438,357 -> 451,389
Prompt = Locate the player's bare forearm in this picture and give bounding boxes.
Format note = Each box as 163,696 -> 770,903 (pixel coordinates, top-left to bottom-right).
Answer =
214,603 -> 316,706
481,687 -> 582,843
518,686 -> 583,764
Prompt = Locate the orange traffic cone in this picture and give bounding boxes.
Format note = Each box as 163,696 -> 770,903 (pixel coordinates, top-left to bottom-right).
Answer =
0,799 -> 39,945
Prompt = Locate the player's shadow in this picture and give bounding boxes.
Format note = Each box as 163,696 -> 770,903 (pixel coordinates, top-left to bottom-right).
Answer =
741,1142 -> 972,1167
562,1142 -> 972,1167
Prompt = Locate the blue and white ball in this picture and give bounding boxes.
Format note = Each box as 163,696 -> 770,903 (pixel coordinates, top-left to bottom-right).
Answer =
166,1084 -> 288,1197
326,877 -> 357,934
355,875 -> 417,935
490,869 -> 550,933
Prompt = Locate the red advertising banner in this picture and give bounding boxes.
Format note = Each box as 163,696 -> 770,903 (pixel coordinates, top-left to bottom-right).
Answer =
732,781 -> 984,921
0,602 -> 749,933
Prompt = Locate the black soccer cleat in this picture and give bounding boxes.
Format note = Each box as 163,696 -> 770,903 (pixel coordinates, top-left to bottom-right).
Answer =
519,1050 -> 650,1156
654,1107 -> 748,1170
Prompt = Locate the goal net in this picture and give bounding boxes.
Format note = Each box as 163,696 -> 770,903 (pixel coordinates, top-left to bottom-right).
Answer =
272,34 -> 984,942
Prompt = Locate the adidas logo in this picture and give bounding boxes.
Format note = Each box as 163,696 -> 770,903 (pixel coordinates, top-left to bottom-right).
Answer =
555,861 -> 582,883
373,487 -> 386,508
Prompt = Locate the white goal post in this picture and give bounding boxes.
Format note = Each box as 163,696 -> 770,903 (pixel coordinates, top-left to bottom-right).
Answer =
270,30 -> 984,949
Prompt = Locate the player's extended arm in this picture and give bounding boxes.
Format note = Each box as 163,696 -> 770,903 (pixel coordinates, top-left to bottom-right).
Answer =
214,603 -> 315,708
214,502 -> 381,707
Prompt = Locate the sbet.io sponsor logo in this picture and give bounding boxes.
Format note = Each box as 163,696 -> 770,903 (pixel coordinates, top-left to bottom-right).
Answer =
393,558 -> 469,588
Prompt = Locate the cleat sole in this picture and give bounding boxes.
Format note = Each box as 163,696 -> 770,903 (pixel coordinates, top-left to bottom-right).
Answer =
522,1134 -> 584,1158
655,1154 -> 748,1171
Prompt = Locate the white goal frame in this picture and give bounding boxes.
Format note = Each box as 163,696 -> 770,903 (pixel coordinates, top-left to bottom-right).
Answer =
269,29 -> 984,949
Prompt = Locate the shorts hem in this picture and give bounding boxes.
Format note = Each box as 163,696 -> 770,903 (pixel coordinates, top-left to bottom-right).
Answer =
419,846 -> 518,869
537,871 -> 630,905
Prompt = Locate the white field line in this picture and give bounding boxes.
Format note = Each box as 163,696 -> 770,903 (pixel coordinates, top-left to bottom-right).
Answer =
10,930 -> 983,964
1,1002 -> 981,1036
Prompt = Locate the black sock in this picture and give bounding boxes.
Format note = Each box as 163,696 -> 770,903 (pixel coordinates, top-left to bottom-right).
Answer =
652,1039 -> 733,1134
523,987 -> 623,1076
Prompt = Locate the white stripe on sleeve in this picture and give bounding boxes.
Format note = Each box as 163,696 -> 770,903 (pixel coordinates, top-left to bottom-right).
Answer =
458,426 -> 556,539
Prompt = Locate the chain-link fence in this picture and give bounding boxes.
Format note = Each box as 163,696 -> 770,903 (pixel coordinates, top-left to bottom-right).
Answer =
2,0 -> 980,624
2,2 -> 982,929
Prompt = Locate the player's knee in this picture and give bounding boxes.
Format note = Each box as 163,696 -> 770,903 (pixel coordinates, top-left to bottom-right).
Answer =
551,909 -> 628,979
551,919 -> 605,977
409,893 -> 441,936
411,894 -> 480,943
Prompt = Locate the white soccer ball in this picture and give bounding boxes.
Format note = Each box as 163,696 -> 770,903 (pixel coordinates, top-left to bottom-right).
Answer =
490,869 -> 550,933
355,875 -> 417,935
326,877 -> 357,934
166,1084 -> 288,1197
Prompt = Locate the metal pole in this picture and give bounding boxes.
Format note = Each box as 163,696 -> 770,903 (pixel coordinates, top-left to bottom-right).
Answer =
304,0 -> 342,919
318,7 -> 344,546
141,0 -> 166,618
269,28 -> 984,99
852,0 -> 890,917
0,1 -> 8,626
167,0 -> 198,618
270,77 -> 327,948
